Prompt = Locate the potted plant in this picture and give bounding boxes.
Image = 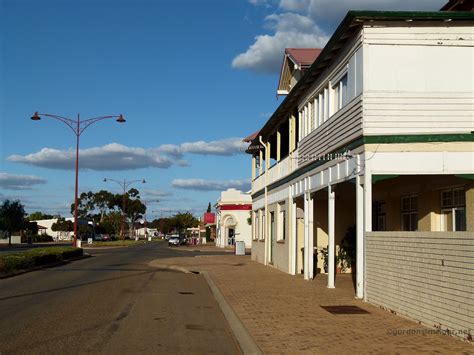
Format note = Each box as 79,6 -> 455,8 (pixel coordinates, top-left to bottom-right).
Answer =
339,226 -> 356,273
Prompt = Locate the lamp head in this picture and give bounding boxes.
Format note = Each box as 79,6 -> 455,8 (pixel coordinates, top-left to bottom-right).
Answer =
116,114 -> 126,123
31,112 -> 41,121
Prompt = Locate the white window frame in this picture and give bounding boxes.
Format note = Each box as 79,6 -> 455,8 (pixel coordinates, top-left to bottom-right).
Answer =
440,188 -> 466,231
277,202 -> 286,242
401,195 -> 418,231
331,72 -> 348,117
253,211 -> 259,240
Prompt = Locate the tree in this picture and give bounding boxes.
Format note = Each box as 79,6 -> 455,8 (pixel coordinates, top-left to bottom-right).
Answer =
71,191 -> 95,219
101,211 -> 122,235
28,211 -> 54,221
51,217 -> 74,232
0,200 -> 27,245
93,190 -> 114,222
171,212 -> 198,233
207,202 -> 211,213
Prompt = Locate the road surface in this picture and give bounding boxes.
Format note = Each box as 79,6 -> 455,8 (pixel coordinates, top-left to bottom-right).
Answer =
0,242 -> 240,354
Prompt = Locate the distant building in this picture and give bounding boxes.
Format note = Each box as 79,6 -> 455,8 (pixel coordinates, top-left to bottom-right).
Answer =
215,189 -> 252,248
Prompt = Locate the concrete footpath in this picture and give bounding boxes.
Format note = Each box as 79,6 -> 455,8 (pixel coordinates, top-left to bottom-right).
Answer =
153,246 -> 473,354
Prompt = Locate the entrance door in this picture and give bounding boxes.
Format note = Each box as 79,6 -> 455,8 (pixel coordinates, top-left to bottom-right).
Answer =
270,212 -> 275,263
228,228 -> 235,246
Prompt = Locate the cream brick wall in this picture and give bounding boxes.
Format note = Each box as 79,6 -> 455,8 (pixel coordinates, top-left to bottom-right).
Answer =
366,232 -> 474,339
466,185 -> 474,232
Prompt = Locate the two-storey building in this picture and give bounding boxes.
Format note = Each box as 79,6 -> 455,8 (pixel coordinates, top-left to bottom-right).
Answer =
246,10 -> 474,338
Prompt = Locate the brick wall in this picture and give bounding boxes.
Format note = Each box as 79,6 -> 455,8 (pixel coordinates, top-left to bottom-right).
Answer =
366,232 -> 474,339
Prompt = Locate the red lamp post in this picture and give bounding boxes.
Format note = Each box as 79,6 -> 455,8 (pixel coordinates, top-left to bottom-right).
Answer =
31,111 -> 126,247
103,178 -> 146,239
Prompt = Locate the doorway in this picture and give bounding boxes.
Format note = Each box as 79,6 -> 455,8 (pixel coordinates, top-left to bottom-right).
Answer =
227,228 -> 235,246
270,212 -> 275,263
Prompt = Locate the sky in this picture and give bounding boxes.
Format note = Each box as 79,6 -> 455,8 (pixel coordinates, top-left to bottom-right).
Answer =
0,0 -> 445,219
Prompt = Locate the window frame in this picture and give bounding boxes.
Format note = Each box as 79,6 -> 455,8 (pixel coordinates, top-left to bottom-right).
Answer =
401,195 -> 418,231
440,188 -> 466,231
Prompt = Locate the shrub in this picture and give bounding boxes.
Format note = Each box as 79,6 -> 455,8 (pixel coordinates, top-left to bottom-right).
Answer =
32,234 -> 54,243
0,247 -> 83,274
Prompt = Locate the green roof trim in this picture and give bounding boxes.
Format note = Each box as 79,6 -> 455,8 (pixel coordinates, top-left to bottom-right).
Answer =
364,133 -> 474,144
372,175 -> 399,184
455,174 -> 474,180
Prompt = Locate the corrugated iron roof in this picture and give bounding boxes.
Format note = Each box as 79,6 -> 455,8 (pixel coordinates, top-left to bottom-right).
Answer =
286,48 -> 322,67
243,130 -> 260,142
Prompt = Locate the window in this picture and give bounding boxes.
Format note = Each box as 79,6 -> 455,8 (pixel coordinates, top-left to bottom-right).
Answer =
312,97 -> 318,129
316,93 -> 322,126
254,212 -> 259,240
441,188 -> 466,231
331,73 -> 348,116
261,212 -> 266,240
277,203 -> 286,241
401,195 -> 418,231
373,200 -> 386,231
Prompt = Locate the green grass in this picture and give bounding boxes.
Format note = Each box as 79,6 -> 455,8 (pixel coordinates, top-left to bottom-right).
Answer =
0,247 -> 83,274
86,239 -> 163,247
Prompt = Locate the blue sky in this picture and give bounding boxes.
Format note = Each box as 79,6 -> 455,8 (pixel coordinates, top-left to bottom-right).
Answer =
0,0 -> 445,219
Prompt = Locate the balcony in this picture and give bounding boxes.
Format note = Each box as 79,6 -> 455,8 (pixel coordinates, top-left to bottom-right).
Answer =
252,153 -> 297,193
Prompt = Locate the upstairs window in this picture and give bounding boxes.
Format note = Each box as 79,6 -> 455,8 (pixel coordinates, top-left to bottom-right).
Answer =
332,73 -> 348,116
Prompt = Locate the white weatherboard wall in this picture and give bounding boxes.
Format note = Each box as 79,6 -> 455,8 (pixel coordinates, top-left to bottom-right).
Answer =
366,232 -> 474,339
363,25 -> 474,136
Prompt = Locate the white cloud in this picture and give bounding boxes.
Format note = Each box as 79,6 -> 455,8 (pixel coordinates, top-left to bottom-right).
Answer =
7,137 -> 248,171
232,13 -> 328,73
172,179 -> 251,192
279,0 -> 310,12
142,189 -> 173,198
8,143 -> 174,171
160,137 -> 247,158
0,173 -> 47,190
233,0 -> 444,73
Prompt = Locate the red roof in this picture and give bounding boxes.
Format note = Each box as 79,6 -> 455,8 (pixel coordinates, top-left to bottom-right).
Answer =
243,130 -> 259,142
286,48 -> 322,67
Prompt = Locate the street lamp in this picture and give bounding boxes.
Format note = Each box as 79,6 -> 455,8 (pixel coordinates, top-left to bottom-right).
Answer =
31,111 -> 125,247
103,178 -> 146,239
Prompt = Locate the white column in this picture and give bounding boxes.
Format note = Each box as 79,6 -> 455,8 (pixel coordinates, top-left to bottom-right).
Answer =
251,155 -> 256,181
291,196 -> 297,275
303,192 -> 309,280
356,174 -> 364,299
363,160 -> 372,301
259,149 -> 263,175
308,192 -> 314,280
327,184 -> 336,288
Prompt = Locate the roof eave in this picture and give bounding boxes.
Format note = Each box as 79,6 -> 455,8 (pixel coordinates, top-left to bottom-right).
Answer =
250,10 -> 474,145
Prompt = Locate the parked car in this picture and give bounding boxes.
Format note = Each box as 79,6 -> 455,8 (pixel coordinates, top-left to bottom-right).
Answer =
168,236 -> 181,246
169,235 -> 187,246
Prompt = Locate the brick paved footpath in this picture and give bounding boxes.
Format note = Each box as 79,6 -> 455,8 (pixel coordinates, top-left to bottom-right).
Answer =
152,249 -> 473,354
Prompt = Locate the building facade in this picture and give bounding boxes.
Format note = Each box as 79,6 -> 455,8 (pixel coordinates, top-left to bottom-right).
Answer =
215,188 -> 252,248
246,11 -> 474,338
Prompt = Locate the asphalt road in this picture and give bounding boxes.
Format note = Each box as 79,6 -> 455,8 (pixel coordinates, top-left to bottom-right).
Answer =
0,242 -> 240,354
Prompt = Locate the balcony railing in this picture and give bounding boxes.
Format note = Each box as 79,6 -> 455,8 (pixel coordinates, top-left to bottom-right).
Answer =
252,153 -> 295,192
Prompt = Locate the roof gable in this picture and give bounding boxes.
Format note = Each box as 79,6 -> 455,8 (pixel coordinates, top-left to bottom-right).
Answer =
277,48 -> 321,96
